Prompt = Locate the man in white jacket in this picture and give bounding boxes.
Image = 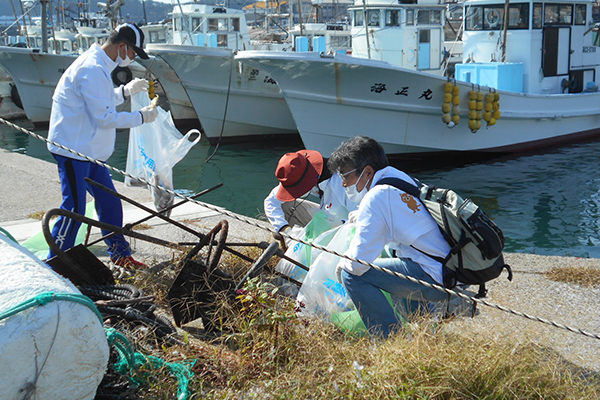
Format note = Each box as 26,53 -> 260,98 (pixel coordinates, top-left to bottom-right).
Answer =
46,23 -> 158,268
330,136 -> 451,338
264,150 -> 358,248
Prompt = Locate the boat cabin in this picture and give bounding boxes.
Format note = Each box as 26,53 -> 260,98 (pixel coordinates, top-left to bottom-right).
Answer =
170,3 -> 251,50
349,0 -> 446,73
461,0 -> 600,95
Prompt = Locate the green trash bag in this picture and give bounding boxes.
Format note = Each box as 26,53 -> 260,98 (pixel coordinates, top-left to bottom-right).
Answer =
330,291 -> 406,336
21,201 -> 96,260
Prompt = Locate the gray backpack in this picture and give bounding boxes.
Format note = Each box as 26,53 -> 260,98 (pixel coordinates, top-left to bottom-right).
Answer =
377,177 -> 513,298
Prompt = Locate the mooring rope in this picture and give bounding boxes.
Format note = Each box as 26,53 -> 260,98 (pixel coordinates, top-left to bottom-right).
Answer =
2,116 -> 599,341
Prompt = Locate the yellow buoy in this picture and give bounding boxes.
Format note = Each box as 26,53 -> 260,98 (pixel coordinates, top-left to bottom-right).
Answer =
493,110 -> 501,119
452,96 -> 461,106
442,113 -> 452,124
452,114 -> 460,124
488,117 -> 497,126
442,103 -> 451,113
443,93 -> 452,103
445,82 -> 453,93
483,111 -> 492,122
452,85 -> 460,96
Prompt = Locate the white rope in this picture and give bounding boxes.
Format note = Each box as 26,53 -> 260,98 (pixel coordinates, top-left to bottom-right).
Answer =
2,116 -> 600,341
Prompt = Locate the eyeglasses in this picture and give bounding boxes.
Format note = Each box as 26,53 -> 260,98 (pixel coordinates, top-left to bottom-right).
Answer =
338,168 -> 357,182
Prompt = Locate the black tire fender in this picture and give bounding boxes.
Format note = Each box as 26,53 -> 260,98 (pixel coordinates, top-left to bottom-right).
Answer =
111,66 -> 133,87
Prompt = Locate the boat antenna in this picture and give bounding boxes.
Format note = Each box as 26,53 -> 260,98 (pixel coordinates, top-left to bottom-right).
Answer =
41,0 -> 49,52
297,0 -> 304,37
362,0 -> 371,59
501,0 -> 510,62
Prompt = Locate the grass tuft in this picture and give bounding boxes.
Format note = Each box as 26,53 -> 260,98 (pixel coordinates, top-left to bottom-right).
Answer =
546,265 -> 600,287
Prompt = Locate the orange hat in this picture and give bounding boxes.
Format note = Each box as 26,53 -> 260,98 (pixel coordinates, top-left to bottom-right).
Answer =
275,150 -> 323,202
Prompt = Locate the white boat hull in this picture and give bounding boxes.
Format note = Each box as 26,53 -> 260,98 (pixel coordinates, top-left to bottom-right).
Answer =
236,51 -> 600,156
0,47 -> 75,125
147,44 -> 298,144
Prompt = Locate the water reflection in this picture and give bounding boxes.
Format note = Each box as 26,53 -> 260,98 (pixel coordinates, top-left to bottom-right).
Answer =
2,117 -> 600,258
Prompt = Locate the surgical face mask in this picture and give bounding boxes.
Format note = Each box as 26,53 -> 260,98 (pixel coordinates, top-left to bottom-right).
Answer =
344,168 -> 368,203
116,45 -> 133,67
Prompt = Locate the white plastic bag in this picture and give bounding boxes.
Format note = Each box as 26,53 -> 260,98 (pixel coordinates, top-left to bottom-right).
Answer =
125,92 -> 201,216
297,222 -> 356,318
275,210 -> 337,283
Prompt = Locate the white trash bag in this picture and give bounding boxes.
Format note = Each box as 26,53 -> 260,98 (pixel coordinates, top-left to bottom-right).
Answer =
297,222 -> 356,318
125,92 -> 201,216
275,210 -> 338,283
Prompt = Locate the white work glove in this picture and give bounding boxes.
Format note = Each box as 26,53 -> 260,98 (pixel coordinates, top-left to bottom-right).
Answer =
123,78 -> 149,97
347,210 -> 359,224
139,105 -> 158,124
336,264 -> 344,284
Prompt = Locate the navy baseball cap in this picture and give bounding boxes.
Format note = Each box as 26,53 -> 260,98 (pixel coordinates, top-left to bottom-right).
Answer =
114,23 -> 149,59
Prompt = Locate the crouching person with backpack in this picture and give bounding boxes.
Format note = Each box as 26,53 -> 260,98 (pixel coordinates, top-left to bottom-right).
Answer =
330,136 -> 450,338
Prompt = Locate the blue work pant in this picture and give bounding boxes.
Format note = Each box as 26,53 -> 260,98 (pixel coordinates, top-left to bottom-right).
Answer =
341,257 -> 448,338
48,154 -> 131,260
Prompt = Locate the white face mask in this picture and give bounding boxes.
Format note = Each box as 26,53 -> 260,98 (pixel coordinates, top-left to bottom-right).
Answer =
344,168 -> 369,203
116,45 -> 133,67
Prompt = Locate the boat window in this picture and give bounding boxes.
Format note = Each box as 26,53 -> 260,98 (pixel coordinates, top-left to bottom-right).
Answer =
219,18 -> 229,31
508,4 -> 528,29
62,41 -> 70,52
49,40 -> 55,51
208,18 -> 218,31
386,10 -> 399,26
174,18 -> 179,31
575,4 -> 586,25
367,10 -> 380,27
465,3 -> 529,30
465,6 -> 482,30
36,38 -> 42,47
544,4 -> 573,25
406,9 -> 415,25
217,34 -> 227,47
232,18 -> 240,32
533,3 -> 543,28
354,10 -> 364,26
417,10 -> 442,25
192,17 -> 203,32
330,35 -> 351,49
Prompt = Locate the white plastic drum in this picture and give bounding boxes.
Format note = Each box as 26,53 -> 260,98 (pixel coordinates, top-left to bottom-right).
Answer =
0,233 -> 109,400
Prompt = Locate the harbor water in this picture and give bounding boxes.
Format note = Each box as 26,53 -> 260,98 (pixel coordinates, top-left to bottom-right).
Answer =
2,117 -> 600,259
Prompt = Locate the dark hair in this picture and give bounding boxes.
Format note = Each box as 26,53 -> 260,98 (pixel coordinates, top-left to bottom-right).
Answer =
327,136 -> 389,174
107,29 -> 125,46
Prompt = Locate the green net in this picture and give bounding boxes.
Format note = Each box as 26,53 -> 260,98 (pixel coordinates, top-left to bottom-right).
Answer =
105,328 -> 195,400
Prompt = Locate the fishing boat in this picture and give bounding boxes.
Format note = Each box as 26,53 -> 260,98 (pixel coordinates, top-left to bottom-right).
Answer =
236,0 -> 600,157
142,3 -> 299,144
0,1 -> 147,126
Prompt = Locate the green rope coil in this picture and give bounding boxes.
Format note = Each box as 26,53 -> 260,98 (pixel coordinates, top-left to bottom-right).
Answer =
105,328 -> 195,400
0,291 -> 103,323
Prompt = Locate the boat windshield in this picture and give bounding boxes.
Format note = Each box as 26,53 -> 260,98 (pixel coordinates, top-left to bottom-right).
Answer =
465,3 -> 529,30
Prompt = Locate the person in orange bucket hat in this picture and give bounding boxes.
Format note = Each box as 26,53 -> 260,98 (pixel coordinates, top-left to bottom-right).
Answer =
264,149 -> 359,249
